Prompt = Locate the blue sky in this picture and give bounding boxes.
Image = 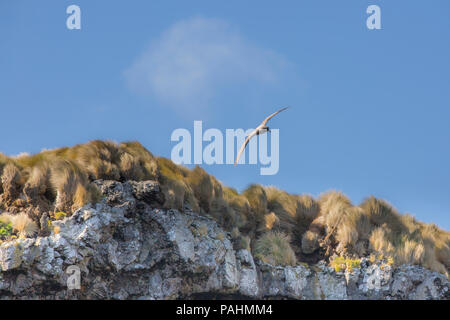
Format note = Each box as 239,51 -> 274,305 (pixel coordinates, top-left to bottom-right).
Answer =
1,1 -> 449,229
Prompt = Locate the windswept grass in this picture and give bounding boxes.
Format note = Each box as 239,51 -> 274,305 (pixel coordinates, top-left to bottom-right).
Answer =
301,230 -> 320,254
0,163 -> 23,204
265,186 -> 297,235
254,231 -> 297,266
0,212 -> 38,238
0,140 -> 448,275
294,194 -> 320,238
156,157 -> 196,211
0,140 -> 159,216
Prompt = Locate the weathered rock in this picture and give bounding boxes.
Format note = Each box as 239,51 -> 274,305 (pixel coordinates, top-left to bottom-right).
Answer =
127,180 -> 164,205
0,180 -> 447,300
236,249 -> 260,298
392,265 -> 449,300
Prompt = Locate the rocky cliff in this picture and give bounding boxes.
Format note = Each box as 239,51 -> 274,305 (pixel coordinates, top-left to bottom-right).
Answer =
0,180 -> 448,300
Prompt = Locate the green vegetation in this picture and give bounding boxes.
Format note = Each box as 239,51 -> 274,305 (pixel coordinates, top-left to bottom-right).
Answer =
0,221 -> 13,240
0,140 -> 449,276
254,231 -> 297,266
54,211 -> 67,220
330,256 -> 361,273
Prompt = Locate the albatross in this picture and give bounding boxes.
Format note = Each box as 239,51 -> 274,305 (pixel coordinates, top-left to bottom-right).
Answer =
234,107 -> 288,165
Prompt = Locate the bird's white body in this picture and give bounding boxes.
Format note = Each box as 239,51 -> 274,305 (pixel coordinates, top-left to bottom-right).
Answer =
234,107 -> 288,165
257,127 -> 269,135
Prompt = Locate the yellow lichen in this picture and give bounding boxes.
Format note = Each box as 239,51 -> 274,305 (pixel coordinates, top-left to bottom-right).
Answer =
330,256 -> 361,273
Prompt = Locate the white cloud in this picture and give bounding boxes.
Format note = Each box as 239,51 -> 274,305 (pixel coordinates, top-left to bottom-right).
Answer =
124,17 -> 290,114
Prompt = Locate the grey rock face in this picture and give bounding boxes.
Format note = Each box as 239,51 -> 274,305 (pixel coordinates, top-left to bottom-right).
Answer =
0,180 -> 448,300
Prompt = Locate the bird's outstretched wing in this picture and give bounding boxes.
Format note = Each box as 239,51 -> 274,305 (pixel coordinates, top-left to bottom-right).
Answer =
261,107 -> 289,126
234,130 -> 257,165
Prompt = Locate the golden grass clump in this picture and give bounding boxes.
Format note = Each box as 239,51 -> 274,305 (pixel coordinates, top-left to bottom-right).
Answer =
156,157 -> 198,211
301,230 -> 320,254
1,163 -> 23,199
296,194 -> 320,220
263,188 -> 321,253
254,231 -> 297,266
0,152 -> 9,171
49,160 -> 92,213
0,140 -> 158,219
0,212 -> 38,238
73,184 -> 90,211
418,224 -> 449,275
360,198 -> 450,275
157,163 -> 244,232
360,196 -> 406,234
265,212 -> 279,230
302,191 -> 374,256
241,184 -> 270,234
335,207 -> 372,250
64,140 -> 158,182
292,194 -> 320,245
187,166 -> 216,212
24,164 -> 51,197
369,226 -> 394,255
223,187 -> 252,231
265,186 -> 297,217
265,186 -> 296,234
223,187 -> 251,216
336,222 -> 359,249
318,191 -> 353,232
396,239 -> 425,265
243,184 -> 268,217
65,140 -> 121,181
118,141 -> 158,181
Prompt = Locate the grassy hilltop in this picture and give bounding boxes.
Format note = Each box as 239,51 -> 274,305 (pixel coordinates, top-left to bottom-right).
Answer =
0,140 -> 448,275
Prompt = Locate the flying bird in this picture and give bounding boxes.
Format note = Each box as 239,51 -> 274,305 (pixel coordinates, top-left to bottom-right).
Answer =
234,107 -> 288,165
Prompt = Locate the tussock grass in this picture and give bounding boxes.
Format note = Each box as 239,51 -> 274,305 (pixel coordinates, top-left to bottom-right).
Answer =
365,201 -> 449,274
187,166 -> 216,212
0,140 -> 448,276
223,186 -> 252,235
0,212 -> 38,238
369,226 -> 394,255
243,184 -> 268,217
157,157 -> 198,211
118,141 -> 158,181
1,163 -> 23,202
317,191 -> 353,233
0,140 -> 158,217
361,196 -> 406,234
264,212 -> 279,230
265,186 -> 296,235
254,231 -> 297,266
294,194 -> 320,237
301,230 -> 320,254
